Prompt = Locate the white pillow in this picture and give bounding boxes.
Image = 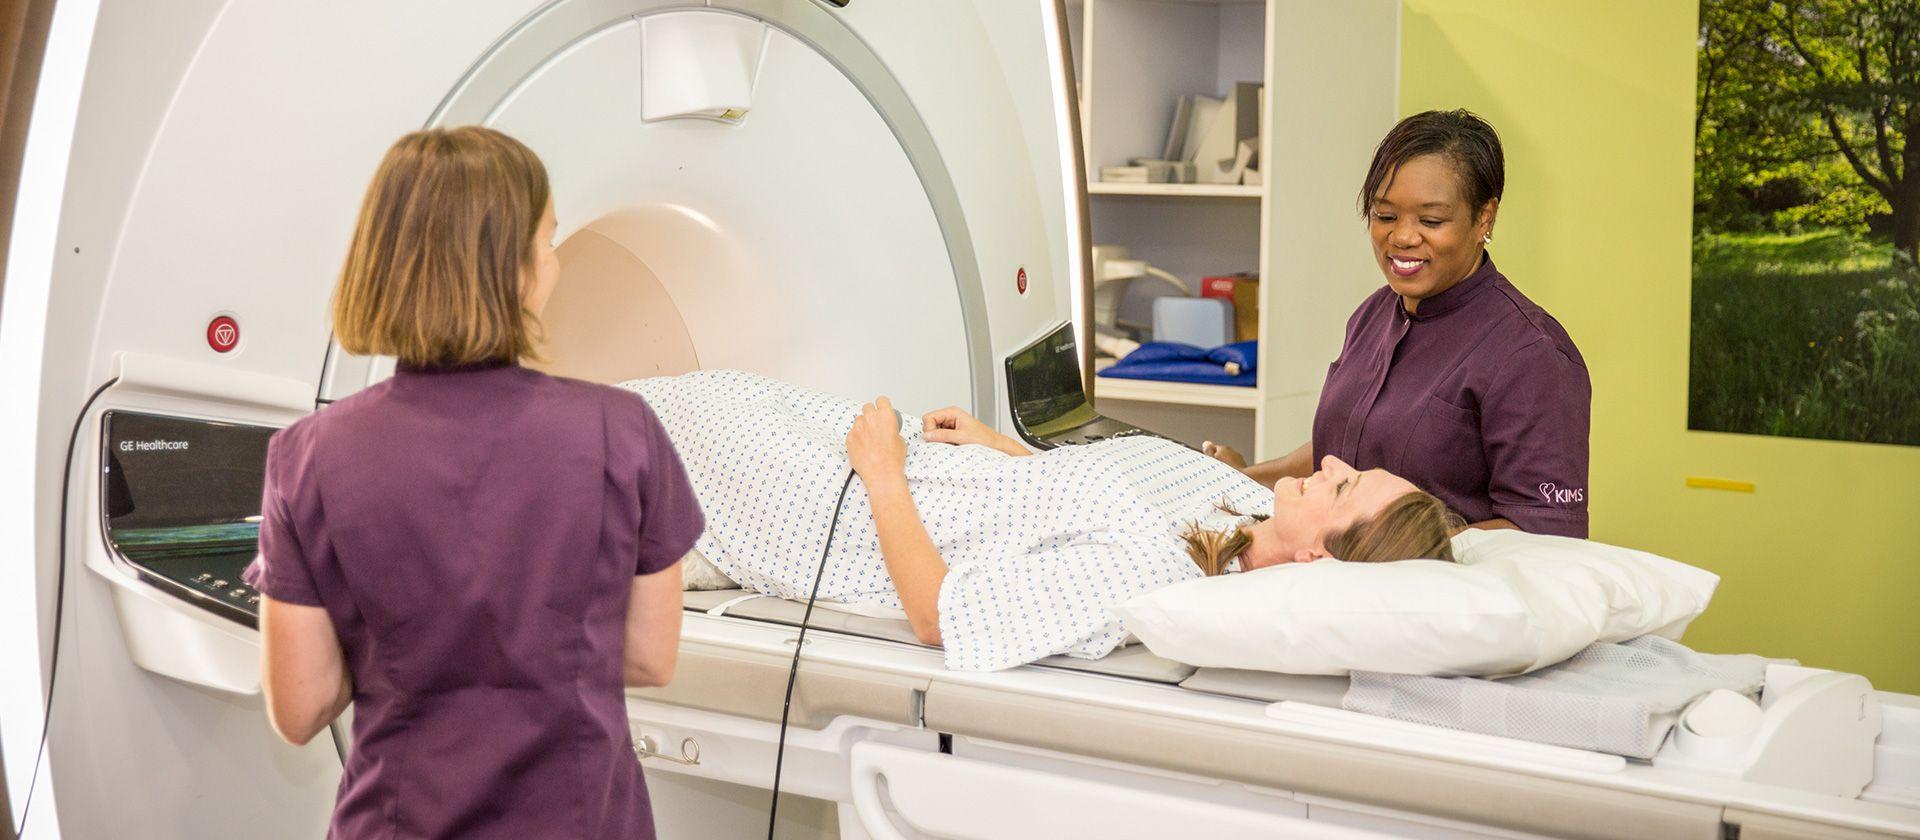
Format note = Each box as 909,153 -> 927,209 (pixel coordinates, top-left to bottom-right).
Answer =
1451,529 -> 1721,646
1113,529 -> 1720,677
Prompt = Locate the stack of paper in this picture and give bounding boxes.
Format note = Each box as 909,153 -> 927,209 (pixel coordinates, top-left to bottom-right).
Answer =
1100,159 -> 1197,183
1100,165 -> 1164,183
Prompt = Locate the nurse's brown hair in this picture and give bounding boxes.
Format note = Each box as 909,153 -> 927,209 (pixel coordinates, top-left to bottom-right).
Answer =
1182,491 -> 1463,577
1358,109 -> 1504,222
332,126 -> 551,366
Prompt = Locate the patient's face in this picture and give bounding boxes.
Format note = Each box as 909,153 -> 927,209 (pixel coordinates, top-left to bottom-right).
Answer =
1239,456 -> 1416,570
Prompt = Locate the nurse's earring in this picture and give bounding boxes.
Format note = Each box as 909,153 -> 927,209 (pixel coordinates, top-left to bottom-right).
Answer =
1482,231 -> 1493,244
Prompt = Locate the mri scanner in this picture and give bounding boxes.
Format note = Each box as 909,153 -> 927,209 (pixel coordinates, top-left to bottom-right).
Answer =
3,1 -> 1919,838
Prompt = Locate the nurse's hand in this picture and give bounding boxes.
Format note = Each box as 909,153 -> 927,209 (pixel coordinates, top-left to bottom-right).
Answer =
1202,441 -> 1247,469
848,397 -> 908,487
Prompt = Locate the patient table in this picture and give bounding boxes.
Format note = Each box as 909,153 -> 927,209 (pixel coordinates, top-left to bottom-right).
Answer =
641,590 -> 1920,839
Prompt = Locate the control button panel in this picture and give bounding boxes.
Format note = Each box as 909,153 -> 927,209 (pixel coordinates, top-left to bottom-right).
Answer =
183,572 -> 246,599
181,571 -> 265,613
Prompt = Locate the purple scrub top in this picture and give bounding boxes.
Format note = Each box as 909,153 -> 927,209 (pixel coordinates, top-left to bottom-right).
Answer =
244,360 -> 704,839
1312,256 -> 1591,536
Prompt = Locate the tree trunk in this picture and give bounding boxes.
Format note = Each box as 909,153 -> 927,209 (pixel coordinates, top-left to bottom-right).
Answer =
1895,190 -> 1920,265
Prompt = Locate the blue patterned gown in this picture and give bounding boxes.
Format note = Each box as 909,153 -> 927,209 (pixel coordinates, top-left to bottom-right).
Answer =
622,370 -> 1271,671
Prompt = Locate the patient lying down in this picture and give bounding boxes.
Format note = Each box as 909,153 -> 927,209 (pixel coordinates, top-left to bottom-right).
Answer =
625,371 -> 1460,671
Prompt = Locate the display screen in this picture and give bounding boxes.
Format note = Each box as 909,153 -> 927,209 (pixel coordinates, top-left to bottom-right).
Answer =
1004,322 -> 1098,438
102,411 -> 279,624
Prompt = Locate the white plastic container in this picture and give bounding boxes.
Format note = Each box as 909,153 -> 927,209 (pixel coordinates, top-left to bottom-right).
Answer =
1152,296 -> 1233,347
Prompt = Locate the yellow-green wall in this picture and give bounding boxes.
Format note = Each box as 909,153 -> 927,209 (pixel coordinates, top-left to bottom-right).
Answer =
1399,0 -> 1920,693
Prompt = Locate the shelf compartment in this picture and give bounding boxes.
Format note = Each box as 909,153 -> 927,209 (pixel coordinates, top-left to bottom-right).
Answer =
1088,182 -> 1261,198
1093,375 -> 1259,410
1080,0 -> 1267,175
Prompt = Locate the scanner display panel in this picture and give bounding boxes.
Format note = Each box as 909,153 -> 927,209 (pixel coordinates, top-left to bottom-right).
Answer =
102,411 -> 278,627
1005,322 -> 1168,448
1005,322 -> 1100,444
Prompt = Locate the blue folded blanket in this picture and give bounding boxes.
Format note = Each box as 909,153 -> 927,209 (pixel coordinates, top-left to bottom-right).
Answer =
1097,341 -> 1257,387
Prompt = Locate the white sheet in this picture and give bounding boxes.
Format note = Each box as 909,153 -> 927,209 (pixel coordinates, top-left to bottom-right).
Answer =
1343,636 -> 1780,759
623,370 -> 1267,670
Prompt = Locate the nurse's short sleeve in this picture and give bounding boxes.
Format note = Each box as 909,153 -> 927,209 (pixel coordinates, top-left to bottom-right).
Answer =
241,436 -> 324,606
1480,338 -> 1591,537
625,395 -> 706,576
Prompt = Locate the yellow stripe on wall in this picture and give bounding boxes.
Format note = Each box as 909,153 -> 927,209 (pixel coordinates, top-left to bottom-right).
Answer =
1685,477 -> 1756,493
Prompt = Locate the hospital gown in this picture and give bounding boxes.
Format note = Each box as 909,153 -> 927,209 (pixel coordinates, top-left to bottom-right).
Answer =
622,371 -> 1273,671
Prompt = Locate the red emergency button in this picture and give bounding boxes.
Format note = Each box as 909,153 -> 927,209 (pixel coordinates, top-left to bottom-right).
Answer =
1016,267 -> 1028,295
207,315 -> 240,353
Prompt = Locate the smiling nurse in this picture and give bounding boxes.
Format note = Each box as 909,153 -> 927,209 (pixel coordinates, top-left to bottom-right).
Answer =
1207,110 -> 1592,537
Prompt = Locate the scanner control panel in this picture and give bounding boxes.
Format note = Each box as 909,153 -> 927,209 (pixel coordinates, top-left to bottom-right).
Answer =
102,411 -> 278,627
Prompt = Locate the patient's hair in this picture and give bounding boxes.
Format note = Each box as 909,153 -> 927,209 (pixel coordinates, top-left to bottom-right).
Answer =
332,126 -> 551,366
1358,109 -> 1504,221
1182,491 -> 1464,577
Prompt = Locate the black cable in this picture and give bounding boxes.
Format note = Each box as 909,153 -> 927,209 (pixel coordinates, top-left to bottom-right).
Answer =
15,376 -> 120,839
766,466 -> 858,840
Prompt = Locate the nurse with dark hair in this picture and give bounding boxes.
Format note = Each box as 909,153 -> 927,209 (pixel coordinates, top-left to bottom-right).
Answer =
245,126 -> 704,838
1206,110 -> 1591,537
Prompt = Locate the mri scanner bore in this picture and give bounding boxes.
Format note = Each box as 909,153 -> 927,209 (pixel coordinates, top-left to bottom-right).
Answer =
6,1 -> 1920,838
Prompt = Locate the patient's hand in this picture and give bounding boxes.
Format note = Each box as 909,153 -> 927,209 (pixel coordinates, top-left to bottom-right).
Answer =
922,405 -> 1028,457
848,397 -> 908,486
921,406 -> 991,445
924,406 -> 1031,457
1201,441 -> 1247,469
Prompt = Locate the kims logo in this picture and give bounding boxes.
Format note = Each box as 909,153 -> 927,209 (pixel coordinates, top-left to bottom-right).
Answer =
1538,482 -> 1584,505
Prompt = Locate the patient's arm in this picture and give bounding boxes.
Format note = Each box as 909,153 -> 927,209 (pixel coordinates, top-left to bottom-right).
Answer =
1219,440 -> 1311,486
864,477 -> 947,645
848,397 -> 948,645
922,406 -> 1030,457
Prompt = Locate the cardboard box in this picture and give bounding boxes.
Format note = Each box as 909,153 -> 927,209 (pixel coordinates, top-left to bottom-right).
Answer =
1201,272 -> 1252,300
1231,277 -> 1260,342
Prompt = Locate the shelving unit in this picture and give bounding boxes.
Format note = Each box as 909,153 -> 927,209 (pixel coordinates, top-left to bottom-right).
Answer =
1068,0 -> 1398,459
1092,377 -> 1261,410
1085,182 -> 1261,199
